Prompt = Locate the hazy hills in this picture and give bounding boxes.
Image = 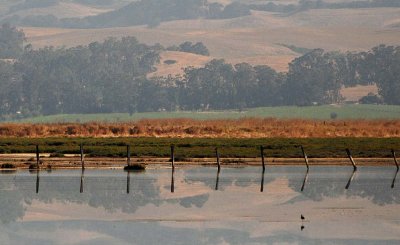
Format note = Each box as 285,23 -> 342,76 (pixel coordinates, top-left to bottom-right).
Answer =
1,0 -> 400,73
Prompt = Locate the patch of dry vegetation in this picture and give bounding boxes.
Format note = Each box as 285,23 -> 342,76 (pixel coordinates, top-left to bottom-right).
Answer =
1,118 -> 400,138
341,85 -> 379,102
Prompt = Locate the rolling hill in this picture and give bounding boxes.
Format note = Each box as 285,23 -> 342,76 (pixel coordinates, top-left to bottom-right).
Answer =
21,7 -> 400,72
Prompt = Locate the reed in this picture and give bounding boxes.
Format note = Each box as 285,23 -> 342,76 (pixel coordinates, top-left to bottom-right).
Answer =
0,118 -> 400,138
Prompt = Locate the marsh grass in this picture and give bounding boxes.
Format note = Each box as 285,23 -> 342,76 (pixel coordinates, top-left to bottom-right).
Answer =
1,118 -> 400,138
0,137 -> 398,158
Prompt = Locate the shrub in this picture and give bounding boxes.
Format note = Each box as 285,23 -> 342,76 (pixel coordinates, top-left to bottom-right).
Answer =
49,152 -> 65,158
124,163 -> 146,171
1,163 -> 15,169
164,60 -> 177,65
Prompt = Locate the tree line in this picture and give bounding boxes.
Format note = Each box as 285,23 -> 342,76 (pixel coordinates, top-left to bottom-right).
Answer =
0,25 -> 399,120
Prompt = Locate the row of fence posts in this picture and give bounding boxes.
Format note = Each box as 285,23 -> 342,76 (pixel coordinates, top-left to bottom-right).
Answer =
30,144 -> 400,193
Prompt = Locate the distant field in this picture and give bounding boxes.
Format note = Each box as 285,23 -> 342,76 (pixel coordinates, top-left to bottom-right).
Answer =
12,105 -> 400,123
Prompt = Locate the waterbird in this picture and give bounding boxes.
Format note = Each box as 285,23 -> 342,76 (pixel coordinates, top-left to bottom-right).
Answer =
301,214 -> 305,221
301,225 -> 305,231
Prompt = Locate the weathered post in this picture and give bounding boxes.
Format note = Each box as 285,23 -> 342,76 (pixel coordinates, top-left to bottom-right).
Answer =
392,149 -> 399,170
346,148 -> 357,171
127,145 -> 131,167
216,147 -> 221,172
80,144 -> 85,170
171,145 -> 175,170
260,146 -> 265,172
300,146 -> 309,170
36,145 -> 40,169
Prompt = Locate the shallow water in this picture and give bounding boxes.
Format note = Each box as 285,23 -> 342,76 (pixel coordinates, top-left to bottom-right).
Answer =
0,166 -> 399,244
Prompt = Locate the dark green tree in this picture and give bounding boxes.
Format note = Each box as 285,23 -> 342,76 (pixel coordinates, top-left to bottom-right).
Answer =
0,23 -> 25,59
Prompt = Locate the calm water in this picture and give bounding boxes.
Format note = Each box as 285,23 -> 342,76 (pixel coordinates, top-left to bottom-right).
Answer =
0,166 -> 399,244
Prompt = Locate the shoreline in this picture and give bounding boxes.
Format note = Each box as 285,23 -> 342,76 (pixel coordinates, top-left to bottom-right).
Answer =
0,154 -> 398,170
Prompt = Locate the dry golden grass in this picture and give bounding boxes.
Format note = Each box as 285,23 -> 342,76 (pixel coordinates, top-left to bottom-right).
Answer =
1,118 -> 400,138
22,8 -> 400,72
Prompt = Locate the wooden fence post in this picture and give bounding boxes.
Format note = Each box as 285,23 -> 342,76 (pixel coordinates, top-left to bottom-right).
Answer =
346,148 -> 357,171
216,147 -> 221,172
127,145 -> 131,167
80,144 -> 85,170
392,149 -> 399,170
260,146 -> 265,171
171,145 -> 175,169
300,146 -> 309,170
36,145 -> 40,169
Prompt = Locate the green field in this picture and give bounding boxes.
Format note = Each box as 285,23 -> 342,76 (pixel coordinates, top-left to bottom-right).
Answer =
1,137 -> 399,158
10,105 -> 400,123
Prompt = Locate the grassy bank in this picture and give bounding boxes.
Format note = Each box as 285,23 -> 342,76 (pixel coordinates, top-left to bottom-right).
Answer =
0,137 -> 399,158
9,105 -> 400,123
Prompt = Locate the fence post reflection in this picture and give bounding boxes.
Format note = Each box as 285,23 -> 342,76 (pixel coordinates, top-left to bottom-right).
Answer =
301,168 -> 309,192
215,168 -> 220,191
36,169 -> 39,194
391,169 -> 398,189
127,171 -> 130,194
171,168 -> 175,193
260,169 -> 265,192
80,168 -> 85,193
345,170 -> 356,190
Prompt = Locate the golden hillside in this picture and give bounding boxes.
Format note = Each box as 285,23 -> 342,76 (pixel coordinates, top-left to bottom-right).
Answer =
22,7 -> 400,73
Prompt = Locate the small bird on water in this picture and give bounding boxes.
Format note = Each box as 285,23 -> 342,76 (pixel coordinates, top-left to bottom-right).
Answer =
301,214 -> 305,221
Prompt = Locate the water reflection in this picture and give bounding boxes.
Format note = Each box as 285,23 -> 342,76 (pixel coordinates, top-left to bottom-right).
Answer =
391,169 -> 398,189
260,169 -> 265,192
215,169 -> 220,191
0,167 -> 398,244
301,168 -> 309,192
126,171 -> 130,194
35,170 -> 39,194
171,168 -> 175,193
345,170 -> 357,190
80,169 -> 85,193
